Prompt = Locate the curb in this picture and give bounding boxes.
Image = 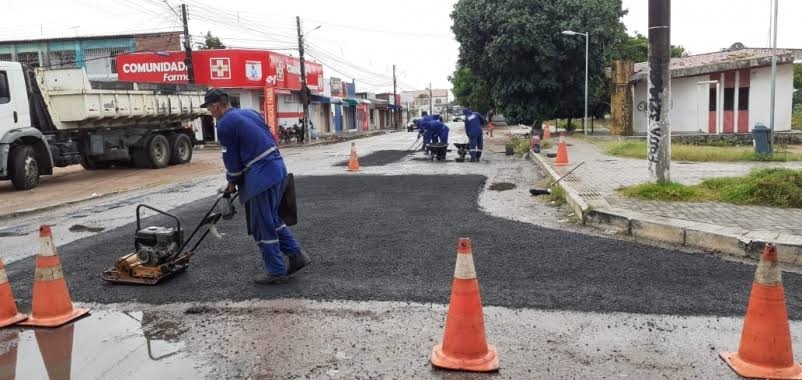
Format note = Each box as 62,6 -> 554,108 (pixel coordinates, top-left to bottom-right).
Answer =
528,149 -> 802,264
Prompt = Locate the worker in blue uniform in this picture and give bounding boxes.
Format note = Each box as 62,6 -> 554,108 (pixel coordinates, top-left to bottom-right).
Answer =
462,107 -> 485,162
427,118 -> 450,145
416,111 -> 435,150
203,88 -> 311,285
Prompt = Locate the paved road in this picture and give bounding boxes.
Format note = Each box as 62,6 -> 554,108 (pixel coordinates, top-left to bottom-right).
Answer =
4,128 -> 798,379
7,174 -> 802,319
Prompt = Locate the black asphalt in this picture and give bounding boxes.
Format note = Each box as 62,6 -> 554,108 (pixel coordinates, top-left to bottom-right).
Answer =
333,150 -> 412,166
7,175 -> 802,318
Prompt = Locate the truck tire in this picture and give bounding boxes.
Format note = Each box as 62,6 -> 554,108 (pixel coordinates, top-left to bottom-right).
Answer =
9,145 -> 40,190
168,133 -> 193,165
133,134 -> 171,169
79,154 -> 111,170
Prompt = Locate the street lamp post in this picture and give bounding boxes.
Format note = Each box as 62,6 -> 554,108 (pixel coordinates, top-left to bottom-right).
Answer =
562,30 -> 589,136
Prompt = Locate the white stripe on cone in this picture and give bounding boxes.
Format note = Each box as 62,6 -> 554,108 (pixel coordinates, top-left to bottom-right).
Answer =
454,253 -> 477,280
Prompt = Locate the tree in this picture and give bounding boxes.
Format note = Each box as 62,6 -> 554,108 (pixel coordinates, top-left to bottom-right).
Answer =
608,33 -> 686,63
448,66 -> 493,114
451,0 -> 626,127
199,31 -> 225,50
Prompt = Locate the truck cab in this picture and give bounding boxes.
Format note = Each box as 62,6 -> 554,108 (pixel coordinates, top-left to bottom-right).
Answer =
0,61 -> 54,190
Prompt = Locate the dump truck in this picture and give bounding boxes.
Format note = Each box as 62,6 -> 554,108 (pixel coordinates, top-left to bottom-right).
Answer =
0,61 -> 208,190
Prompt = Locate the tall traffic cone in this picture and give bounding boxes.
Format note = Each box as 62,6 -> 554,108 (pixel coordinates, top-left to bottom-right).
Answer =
431,238 -> 499,372
18,226 -> 89,328
542,124 -> 552,140
720,244 -> 802,379
347,142 -> 360,172
554,134 -> 570,166
0,258 -> 26,328
0,331 -> 19,380
35,323 -> 75,380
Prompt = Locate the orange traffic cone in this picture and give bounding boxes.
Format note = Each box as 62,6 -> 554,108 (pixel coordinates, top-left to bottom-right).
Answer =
543,124 -> 552,140
35,323 -> 75,380
0,259 -> 26,328
720,243 -> 802,379
0,331 -> 19,380
347,142 -> 360,172
554,134 -> 570,166
18,226 -> 89,328
431,238 -> 499,372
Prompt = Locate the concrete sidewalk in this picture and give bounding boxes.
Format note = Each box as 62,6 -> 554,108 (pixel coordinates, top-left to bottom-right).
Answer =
531,136 -> 802,263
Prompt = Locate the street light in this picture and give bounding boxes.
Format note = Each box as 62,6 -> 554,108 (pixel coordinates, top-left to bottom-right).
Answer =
562,30 -> 589,136
303,25 -> 322,37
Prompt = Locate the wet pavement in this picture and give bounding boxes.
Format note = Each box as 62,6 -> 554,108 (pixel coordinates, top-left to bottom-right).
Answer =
1,311 -> 205,380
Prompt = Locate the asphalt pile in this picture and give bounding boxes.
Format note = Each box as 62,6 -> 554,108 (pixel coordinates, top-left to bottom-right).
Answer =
333,150 -> 411,167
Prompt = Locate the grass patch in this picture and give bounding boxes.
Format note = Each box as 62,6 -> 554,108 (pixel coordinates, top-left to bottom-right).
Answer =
793,104 -> 802,130
618,168 -> 802,208
549,185 -> 566,206
602,140 -> 802,162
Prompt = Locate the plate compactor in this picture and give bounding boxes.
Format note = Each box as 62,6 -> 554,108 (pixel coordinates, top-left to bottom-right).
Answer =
102,192 -> 238,285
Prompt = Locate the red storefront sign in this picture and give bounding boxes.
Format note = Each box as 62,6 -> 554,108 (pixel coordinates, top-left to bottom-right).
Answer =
117,49 -> 323,93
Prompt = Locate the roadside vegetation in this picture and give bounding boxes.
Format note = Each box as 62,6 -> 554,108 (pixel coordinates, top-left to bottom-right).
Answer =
510,136 -> 551,155
600,140 -> 802,162
619,168 -> 802,208
793,104 -> 802,131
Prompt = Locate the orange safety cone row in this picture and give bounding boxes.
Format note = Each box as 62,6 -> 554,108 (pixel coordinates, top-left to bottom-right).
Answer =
0,259 -> 26,328
431,238 -> 499,372
554,133 -> 570,166
720,243 -> 802,379
35,323 -> 75,380
18,226 -> 89,328
347,142 -> 360,172
543,124 -> 552,140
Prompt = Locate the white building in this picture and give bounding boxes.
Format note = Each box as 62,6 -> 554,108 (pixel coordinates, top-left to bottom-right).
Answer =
631,47 -> 801,134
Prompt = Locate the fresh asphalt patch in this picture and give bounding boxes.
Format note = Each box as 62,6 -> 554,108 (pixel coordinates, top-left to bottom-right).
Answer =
7,174 -> 802,318
333,150 -> 412,167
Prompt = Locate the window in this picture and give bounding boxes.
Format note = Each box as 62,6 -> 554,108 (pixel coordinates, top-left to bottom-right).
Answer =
0,71 -> 9,104
258,95 -> 265,112
724,88 -> 735,111
738,88 -> 749,110
0,53 -> 11,61
48,50 -> 77,69
16,51 -> 41,67
435,98 -> 442,105
83,47 -> 128,77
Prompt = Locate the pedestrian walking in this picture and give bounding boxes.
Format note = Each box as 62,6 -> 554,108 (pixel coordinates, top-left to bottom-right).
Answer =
203,88 -> 311,285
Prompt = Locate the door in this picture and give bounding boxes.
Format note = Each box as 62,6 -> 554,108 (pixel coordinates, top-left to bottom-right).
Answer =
334,105 -> 343,133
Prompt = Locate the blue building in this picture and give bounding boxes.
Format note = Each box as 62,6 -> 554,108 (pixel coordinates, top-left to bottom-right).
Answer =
0,32 -> 181,80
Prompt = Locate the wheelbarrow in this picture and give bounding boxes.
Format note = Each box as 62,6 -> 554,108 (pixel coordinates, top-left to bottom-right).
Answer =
453,143 -> 470,162
427,143 -> 448,161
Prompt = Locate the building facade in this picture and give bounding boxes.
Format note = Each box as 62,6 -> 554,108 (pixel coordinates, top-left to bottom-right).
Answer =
0,32 -> 181,81
630,47 -> 801,135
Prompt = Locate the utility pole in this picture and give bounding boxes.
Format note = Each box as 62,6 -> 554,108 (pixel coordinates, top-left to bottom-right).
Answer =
296,16 -> 310,143
647,0 -> 671,183
393,64 -> 398,129
429,82 -> 433,115
180,4 -> 194,84
769,0 -> 779,154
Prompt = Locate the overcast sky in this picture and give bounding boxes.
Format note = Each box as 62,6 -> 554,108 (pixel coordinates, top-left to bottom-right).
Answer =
1,0 -> 800,93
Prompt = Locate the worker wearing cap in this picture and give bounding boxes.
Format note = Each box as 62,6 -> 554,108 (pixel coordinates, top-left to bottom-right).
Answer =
203,88 -> 311,285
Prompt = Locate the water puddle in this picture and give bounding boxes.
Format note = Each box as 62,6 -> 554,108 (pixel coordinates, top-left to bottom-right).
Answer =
0,311 -> 207,380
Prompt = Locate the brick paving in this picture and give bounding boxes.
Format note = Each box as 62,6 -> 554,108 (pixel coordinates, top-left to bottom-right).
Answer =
542,137 -> 802,236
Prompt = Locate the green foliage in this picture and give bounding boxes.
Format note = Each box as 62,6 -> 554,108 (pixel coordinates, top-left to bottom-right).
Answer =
200,31 -> 225,50
449,66 -> 493,113
794,64 -> 802,106
793,104 -> 802,130
608,33 -> 686,63
510,136 -> 531,155
451,0 -> 626,125
619,169 -> 802,208
549,185 -> 566,205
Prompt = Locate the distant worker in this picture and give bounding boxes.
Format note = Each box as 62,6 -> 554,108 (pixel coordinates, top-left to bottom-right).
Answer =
416,111 -> 435,150
462,107 -> 485,162
203,88 -> 311,285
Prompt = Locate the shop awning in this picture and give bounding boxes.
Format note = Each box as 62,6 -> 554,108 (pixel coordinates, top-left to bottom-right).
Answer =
342,98 -> 359,106
311,95 -> 331,104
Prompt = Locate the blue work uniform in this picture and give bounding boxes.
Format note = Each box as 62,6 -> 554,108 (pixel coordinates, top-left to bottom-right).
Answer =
216,108 -> 302,276
463,108 -> 485,161
417,115 -> 435,148
427,120 -> 449,145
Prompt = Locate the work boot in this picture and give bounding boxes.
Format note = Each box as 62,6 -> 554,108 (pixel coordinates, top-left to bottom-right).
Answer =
288,251 -> 311,275
253,273 -> 289,285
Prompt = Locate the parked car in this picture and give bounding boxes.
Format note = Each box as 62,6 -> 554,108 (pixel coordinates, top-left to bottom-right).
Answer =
407,118 -> 419,132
